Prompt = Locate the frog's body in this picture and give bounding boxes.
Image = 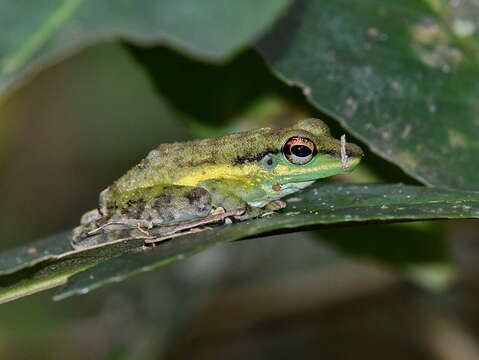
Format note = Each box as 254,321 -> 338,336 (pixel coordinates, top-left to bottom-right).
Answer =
71,119 -> 363,249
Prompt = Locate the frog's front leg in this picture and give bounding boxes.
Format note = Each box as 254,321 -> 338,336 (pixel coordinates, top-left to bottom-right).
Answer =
199,179 -> 286,222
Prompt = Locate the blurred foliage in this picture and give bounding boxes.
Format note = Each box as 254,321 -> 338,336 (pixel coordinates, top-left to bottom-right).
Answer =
125,46 -> 307,131
318,222 -> 448,267
0,0 -> 290,96
0,43 -> 188,250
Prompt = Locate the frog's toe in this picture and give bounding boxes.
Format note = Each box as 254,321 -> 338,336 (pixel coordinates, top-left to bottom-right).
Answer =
211,207 -> 226,215
233,206 -> 262,221
71,225 -> 86,242
265,200 -> 287,211
260,211 -> 278,218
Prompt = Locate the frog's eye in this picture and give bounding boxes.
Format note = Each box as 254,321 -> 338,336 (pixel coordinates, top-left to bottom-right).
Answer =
283,137 -> 316,165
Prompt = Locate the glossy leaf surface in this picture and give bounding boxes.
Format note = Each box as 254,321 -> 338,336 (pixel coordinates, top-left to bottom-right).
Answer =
0,0 -> 290,97
2,183 -> 478,303
257,0 -> 479,190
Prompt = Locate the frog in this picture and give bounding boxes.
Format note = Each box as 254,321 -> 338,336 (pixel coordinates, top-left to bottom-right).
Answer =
71,118 -> 363,249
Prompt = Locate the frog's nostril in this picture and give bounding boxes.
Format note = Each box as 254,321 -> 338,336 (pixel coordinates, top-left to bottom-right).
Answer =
321,150 -> 341,158
320,146 -> 362,159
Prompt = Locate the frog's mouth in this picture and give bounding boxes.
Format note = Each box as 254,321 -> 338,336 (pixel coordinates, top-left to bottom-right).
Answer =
278,180 -> 315,191
275,153 -> 362,183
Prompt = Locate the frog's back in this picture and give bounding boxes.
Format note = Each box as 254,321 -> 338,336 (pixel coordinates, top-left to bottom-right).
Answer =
106,127 -> 277,197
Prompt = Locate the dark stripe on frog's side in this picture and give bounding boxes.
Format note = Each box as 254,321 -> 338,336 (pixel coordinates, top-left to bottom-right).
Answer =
233,149 -> 279,165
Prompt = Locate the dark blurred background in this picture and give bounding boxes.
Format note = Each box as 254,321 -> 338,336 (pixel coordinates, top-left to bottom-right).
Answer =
1,43 -> 479,360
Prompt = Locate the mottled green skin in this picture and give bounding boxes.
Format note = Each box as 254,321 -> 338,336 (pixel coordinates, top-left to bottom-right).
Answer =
71,118 -> 363,248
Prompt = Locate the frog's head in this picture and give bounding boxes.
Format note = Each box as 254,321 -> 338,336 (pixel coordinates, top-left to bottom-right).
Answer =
258,118 -> 363,184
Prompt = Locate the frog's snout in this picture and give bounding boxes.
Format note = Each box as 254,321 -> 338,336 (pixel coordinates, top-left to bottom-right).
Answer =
345,142 -> 364,159
317,135 -> 363,160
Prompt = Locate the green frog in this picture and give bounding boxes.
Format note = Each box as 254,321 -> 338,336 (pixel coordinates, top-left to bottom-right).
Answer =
71,118 -> 363,249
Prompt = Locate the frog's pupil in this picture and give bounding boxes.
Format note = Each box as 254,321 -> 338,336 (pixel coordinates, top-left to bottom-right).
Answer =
291,145 -> 311,157
267,159 -> 273,166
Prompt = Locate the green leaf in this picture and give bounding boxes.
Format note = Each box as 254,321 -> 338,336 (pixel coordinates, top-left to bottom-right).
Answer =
0,235 -> 144,304
49,183 -> 479,299
0,232 -> 73,276
257,0 -> 479,190
2,183 -> 479,303
0,0 -> 290,98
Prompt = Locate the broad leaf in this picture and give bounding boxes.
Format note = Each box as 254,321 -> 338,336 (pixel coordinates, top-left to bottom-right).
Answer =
0,0 -> 290,98
1,182 -> 476,303
0,234 -> 144,304
257,0 -> 479,190
55,183 -> 479,299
